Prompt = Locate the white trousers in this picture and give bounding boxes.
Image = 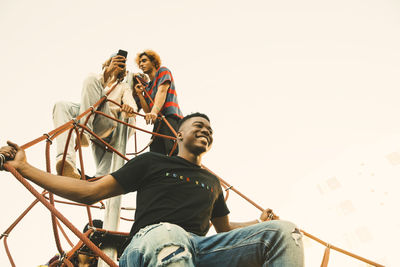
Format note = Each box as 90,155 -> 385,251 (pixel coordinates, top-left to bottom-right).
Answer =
52,74 -> 116,176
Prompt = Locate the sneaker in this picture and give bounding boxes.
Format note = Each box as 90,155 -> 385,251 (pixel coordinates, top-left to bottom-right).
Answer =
76,132 -> 90,147
56,159 -> 81,179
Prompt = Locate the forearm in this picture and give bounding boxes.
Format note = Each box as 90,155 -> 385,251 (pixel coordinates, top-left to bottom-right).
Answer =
16,163 -> 97,204
151,86 -> 168,114
138,94 -> 151,113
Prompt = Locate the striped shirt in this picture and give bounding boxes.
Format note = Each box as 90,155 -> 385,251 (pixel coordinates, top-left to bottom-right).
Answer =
144,66 -> 183,118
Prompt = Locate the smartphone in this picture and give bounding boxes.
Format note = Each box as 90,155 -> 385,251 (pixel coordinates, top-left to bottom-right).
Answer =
117,49 -> 128,68
117,49 -> 128,59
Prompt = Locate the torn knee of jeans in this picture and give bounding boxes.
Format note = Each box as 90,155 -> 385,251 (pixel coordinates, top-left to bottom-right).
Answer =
291,228 -> 302,246
156,243 -> 191,266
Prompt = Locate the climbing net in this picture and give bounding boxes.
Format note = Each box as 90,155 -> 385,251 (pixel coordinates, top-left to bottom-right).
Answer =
0,81 -> 384,267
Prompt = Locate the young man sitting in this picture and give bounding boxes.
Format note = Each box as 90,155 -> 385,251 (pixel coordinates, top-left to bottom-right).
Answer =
2,113 -> 304,266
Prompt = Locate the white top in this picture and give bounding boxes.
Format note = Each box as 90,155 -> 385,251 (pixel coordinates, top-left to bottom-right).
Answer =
99,73 -> 138,138
104,80 -> 138,120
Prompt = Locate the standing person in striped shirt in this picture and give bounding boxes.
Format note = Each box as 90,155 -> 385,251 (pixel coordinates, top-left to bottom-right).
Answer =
134,50 -> 184,155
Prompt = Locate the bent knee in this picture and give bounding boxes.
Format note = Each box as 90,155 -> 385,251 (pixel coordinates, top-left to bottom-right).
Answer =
82,74 -> 101,89
141,224 -> 193,265
53,101 -> 70,110
270,220 -> 302,246
272,220 -> 297,231
53,101 -> 74,116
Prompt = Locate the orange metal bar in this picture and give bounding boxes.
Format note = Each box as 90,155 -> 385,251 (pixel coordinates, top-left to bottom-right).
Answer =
3,163 -> 118,267
1,78 -> 386,267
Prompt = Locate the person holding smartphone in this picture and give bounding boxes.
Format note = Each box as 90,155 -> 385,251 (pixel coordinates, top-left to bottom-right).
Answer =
52,51 -> 138,178
134,50 -> 183,155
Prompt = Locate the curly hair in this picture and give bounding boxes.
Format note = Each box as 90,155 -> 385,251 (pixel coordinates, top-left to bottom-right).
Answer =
135,50 -> 162,70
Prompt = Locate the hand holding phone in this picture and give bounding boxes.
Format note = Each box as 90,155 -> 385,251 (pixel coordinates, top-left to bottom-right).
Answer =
108,49 -> 126,71
117,49 -> 128,62
111,50 -> 128,80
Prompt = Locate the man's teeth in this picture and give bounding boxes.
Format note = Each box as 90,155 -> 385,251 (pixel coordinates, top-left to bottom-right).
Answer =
198,136 -> 208,143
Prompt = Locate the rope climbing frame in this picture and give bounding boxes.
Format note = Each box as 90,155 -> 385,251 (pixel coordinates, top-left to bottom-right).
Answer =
0,81 -> 385,267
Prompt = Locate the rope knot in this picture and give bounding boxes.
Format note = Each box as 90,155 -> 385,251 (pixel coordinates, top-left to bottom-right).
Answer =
89,106 -> 95,114
56,252 -> 67,267
225,185 -> 233,191
268,212 -> 274,220
88,225 -> 98,232
43,133 -> 53,144
72,118 -> 79,128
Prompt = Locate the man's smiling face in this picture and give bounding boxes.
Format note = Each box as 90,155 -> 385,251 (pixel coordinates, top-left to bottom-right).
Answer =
178,116 -> 213,155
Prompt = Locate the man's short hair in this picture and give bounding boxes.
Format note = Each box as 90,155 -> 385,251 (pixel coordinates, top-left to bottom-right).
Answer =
178,112 -> 210,130
136,50 -> 162,70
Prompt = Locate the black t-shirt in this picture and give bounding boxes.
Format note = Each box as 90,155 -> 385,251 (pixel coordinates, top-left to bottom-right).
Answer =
111,152 -> 230,237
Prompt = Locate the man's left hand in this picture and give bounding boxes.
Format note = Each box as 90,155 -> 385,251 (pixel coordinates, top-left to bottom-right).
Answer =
260,209 -> 279,222
145,112 -> 158,125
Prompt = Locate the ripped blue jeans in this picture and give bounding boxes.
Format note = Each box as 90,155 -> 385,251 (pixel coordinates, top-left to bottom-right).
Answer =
119,220 -> 304,267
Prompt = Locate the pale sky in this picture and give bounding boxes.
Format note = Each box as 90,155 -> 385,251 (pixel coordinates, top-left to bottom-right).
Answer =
1,0 -> 399,266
